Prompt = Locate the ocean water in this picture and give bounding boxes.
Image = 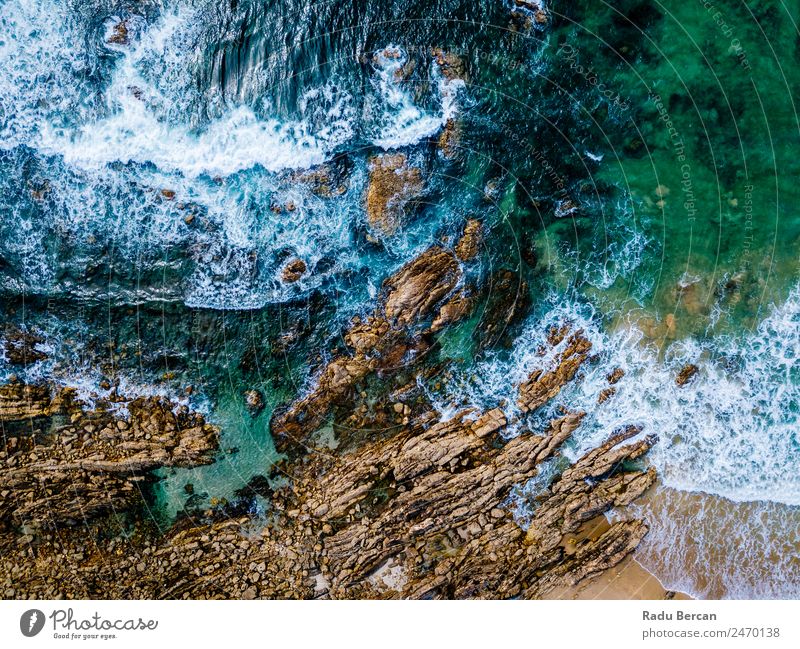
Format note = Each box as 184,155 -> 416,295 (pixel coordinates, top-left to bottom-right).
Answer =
1,0 -> 799,598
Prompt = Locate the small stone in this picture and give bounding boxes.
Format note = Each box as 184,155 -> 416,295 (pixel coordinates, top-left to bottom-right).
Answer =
676,364 -> 699,386
244,389 -> 265,415
281,258 -> 307,283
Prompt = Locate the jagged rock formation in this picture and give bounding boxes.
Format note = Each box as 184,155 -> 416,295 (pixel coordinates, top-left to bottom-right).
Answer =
1,245 -> 657,600
518,326 -> 592,412
0,394 -> 653,599
0,383 -> 218,531
281,258 -> 307,283
271,245 -> 466,453
454,219 -> 482,261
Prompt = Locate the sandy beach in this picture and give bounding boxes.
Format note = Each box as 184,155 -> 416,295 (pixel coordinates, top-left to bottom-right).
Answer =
542,513 -> 691,600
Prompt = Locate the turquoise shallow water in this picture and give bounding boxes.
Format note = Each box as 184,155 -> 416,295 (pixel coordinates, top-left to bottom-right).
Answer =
1,0 -> 799,597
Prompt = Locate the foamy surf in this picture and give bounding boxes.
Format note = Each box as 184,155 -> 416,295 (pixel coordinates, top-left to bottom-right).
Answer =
369,45 -> 464,150
432,287 -> 800,597
35,7 -> 354,177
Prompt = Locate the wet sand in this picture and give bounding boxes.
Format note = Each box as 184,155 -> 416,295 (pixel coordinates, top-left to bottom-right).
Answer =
545,514 -> 692,600
625,485 -> 800,600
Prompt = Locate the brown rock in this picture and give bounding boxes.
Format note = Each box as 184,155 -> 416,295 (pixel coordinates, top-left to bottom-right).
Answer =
430,48 -> 466,81
3,327 -> 47,366
518,329 -> 591,412
365,154 -> 423,235
281,258 -> 307,283
0,323 -> 655,600
454,219 -> 482,261
0,385 -> 218,529
107,20 -> 129,45
430,289 -> 476,333
676,364 -> 699,386
437,118 -> 460,159
383,248 -> 460,327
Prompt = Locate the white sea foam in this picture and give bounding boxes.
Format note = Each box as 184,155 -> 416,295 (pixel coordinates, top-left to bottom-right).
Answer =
0,0 -> 95,147
369,46 -> 464,150
463,288 -> 800,506
35,8 -> 354,177
441,288 -> 800,597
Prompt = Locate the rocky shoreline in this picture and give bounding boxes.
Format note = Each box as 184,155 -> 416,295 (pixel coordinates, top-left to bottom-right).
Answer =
1,235 -> 661,599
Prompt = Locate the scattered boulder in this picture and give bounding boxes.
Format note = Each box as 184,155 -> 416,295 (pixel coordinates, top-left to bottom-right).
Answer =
365,154 -> 424,235
454,219 -> 482,261
676,364 -> 699,386
281,258 -> 307,283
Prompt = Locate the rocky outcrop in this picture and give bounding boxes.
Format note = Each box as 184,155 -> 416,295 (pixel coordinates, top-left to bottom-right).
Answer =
365,154 -> 424,235
0,384 -> 218,530
1,393 -> 654,599
1,268 -> 655,599
454,219 -> 482,261
0,382 -> 51,420
2,326 -> 47,365
518,327 -> 592,412
281,258 -> 307,283
106,20 -> 129,45
474,269 -> 531,350
676,364 -> 698,386
525,426 -> 656,555
383,248 -> 460,326
430,48 -> 467,81
271,246 -> 465,453
511,0 -> 550,31
430,289 -> 476,333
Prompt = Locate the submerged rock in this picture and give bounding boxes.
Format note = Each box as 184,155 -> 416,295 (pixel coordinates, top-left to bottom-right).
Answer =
2,326 -> 47,366
475,269 -> 531,350
244,389 -> 265,415
290,157 -> 351,197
